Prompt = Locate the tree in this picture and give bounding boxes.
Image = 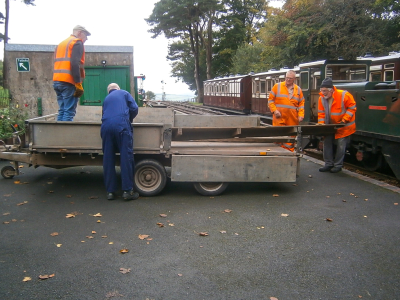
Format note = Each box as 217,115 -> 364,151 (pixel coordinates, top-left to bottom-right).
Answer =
212,0 -> 268,76
3,0 -> 35,43
145,91 -> 156,100
146,0 -> 222,103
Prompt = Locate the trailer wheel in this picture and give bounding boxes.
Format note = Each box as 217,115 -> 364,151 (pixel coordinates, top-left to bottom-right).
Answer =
193,182 -> 229,196
1,166 -> 16,179
134,159 -> 167,196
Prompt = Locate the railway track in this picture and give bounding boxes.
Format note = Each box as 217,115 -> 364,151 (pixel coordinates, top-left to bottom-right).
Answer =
147,101 -> 227,115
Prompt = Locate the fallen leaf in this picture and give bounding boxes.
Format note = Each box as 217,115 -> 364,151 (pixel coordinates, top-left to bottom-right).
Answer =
350,193 -> 355,196
147,238 -> 153,241
220,230 -> 226,234
66,195 -> 72,198
38,274 -> 54,280
224,209 -> 232,213
22,277 -> 31,282
17,201 -> 28,206
168,223 -> 175,227
281,213 -> 289,217
157,222 -> 165,227
93,213 -> 102,217
50,232 -> 59,236
119,268 -> 131,274
12,219 -> 17,222
48,191 -> 54,193
47,182 -> 53,184
199,232 -> 209,236
14,180 -> 20,184
308,175 -> 312,178
394,203 -> 398,206
270,297 -> 279,300
92,231 -> 96,234
326,218 -> 333,222
86,236 -> 94,239
101,236 -> 108,238
56,244 -> 62,247
109,242 -> 114,245
65,214 -> 75,218
3,194 -> 12,197
138,234 -> 149,240
3,212 -> 10,216
273,194 -> 279,197
119,248 -> 129,254
159,214 -> 167,218
178,273 -> 183,277
3,221 -> 10,224
97,220 -> 101,223
234,233 -> 239,236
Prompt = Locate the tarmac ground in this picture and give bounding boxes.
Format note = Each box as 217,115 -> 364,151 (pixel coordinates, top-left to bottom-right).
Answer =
0,157 -> 399,300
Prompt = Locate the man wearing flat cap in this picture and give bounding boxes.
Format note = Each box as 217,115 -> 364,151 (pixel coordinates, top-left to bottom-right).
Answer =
53,25 -> 91,121
101,83 -> 140,201
318,77 -> 357,173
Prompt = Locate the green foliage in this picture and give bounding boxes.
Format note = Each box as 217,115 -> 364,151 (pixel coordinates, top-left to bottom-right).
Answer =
0,105 -> 27,140
231,42 -> 266,74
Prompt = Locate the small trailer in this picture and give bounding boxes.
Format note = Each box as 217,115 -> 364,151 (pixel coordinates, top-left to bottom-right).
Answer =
0,108 -> 340,196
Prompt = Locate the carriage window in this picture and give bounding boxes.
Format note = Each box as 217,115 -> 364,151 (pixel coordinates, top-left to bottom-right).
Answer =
326,64 -> 368,81
384,63 -> 395,69
370,72 -> 382,81
260,81 -> 266,94
300,72 -> 309,90
384,70 -> 394,81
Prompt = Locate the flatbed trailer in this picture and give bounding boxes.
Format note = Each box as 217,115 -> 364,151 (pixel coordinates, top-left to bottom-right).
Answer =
0,108 -> 341,196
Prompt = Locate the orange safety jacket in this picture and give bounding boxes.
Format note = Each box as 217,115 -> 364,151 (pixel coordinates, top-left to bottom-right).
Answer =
318,86 -> 356,139
268,82 -> 305,151
53,35 -> 85,85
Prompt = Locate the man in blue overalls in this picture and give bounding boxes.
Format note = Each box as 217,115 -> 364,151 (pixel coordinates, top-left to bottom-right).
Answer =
101,83 -> 139,200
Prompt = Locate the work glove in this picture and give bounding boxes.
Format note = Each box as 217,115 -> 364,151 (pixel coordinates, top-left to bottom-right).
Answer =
73,83 -> 84,98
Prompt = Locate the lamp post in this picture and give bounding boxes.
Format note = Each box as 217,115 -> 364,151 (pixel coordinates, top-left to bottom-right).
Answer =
161,80 -> 166,101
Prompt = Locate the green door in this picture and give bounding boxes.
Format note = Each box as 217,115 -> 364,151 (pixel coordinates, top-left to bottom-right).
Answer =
80,67 -> 130,106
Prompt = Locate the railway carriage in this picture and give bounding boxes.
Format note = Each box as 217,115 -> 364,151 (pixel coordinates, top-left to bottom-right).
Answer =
203,74 -> 252,113
359,52 -> 400,81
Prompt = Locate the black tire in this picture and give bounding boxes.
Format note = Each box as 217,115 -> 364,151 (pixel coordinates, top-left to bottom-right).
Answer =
134,159 -> 167,196
1,166 -> 16,179
193,182 -> 229,196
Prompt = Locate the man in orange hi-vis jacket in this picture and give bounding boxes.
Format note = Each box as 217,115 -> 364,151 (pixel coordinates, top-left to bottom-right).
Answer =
318,77 -> 356,173
268,70 -> 305,151
53,25 -> 90,121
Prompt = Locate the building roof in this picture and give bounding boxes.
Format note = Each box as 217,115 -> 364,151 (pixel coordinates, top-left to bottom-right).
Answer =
5,43 -> 133,53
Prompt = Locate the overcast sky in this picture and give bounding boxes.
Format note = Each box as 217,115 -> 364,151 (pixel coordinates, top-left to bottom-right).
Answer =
2,0 -> 282,95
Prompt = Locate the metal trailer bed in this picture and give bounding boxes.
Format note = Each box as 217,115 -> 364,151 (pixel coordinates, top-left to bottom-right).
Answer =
0,108 -> 340,196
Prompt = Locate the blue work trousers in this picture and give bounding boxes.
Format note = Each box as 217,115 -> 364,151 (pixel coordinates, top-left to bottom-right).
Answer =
323,135 -> 350,168
53,81 -> 78,121
101,121 -> 134,193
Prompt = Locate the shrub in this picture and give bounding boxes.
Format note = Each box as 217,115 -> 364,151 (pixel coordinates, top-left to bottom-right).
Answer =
0,105 -> 28,140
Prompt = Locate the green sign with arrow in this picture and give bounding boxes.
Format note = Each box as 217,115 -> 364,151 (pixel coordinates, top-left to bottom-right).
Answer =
16,58 -> 30,72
